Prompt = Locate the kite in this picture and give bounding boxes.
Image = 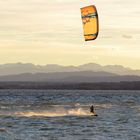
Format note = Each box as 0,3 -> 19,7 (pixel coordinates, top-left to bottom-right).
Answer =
81,5 -> 99,41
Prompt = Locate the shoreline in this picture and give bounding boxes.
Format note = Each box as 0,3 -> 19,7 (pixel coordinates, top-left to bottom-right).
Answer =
0,81 -> 140,90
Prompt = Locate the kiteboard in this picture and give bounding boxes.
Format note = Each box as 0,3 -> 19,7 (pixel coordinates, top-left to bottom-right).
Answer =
90,112 -> 98,116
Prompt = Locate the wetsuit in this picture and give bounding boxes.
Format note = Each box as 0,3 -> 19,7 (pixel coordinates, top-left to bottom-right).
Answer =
90,105 -> 94,113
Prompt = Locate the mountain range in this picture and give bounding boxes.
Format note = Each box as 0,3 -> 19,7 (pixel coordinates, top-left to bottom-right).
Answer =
0,62 -> 140,76
0,63 -> 140,82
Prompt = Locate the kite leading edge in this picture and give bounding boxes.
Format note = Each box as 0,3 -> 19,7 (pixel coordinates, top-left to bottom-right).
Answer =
81,5 -> 99,41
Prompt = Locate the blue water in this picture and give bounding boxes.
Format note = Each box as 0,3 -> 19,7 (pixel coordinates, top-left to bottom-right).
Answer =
0,90 -> 140,140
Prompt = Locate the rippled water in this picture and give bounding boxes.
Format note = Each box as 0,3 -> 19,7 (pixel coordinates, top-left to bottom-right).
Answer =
0,90 -> 140,140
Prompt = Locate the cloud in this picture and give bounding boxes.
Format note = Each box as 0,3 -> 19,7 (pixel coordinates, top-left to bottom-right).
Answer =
122,35 -> 132,39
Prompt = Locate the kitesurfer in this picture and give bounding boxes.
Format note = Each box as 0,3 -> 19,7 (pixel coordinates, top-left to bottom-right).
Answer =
90,105 -> 98,116
90,105 -> 95,113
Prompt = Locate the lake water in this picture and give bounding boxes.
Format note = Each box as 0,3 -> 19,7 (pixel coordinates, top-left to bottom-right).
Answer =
0,90 -> 140,140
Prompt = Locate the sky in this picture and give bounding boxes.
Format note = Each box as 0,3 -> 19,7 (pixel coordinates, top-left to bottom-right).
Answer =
0,0 -> 140,69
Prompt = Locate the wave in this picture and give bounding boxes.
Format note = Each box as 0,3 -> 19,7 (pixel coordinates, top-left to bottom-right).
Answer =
15,107 -> 92,117
0,103 -> 115,117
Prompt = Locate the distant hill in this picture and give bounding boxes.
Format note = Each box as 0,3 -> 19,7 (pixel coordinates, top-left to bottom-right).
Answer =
0,71 -> 140,83
0,62 -> 140,76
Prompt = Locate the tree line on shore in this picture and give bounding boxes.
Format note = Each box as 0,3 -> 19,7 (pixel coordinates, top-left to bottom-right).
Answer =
0,81 -> 140,90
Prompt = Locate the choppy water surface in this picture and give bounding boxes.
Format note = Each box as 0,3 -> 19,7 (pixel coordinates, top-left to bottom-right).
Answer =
0,90 -> 140,140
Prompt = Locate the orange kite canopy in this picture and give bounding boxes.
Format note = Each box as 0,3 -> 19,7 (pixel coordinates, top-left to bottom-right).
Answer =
81,5 -> 99,41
